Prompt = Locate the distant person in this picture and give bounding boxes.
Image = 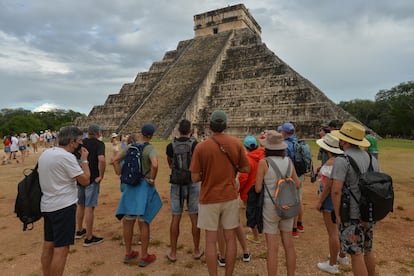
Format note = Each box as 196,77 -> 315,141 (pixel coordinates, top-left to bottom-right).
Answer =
18,133 -> 28,164
331,122 -> 380,276
255,130 -> 299,276
317,124 -> 331,168
114,123 -> 161,267
190,110 -> 250,276
364,129 -> 379,159
110,133 -> 120,160
75,124 -> 106,246
315,133 -> 348,274
10,133 -> 19,163
2,135 -> 12,164
38,126 -> 91,276
30,131 -> 40,153
165,119 -> 202,262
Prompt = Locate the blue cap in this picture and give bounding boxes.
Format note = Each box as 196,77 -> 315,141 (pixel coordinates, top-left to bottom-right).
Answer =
243,136 -> 258,150
279,122 -> 295,134
141,123 -> 156,137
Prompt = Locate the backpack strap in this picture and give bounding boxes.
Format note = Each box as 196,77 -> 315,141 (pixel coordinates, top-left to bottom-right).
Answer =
263,157 -> 291,207
210,136 -> 239,174
342,154 -> 361,205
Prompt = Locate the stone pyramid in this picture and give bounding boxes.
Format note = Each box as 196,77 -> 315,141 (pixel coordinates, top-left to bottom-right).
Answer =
75,4 -> 357,139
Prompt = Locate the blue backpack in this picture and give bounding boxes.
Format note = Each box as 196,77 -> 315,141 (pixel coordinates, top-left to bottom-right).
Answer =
121,142 -> 149,186
288,138 -> 312,176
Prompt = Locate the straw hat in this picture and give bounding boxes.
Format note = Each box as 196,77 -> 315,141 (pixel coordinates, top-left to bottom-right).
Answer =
111,133 -> 118,139
316,133 -> 343,154
331,121 -> 370,147
259,130 -> 287,150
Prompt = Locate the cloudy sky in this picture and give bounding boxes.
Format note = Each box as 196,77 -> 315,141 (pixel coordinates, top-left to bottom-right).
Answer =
1,0 -> 413,114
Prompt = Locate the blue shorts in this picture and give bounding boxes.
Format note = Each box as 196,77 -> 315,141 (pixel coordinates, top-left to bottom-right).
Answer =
43,204 -> 76,247
170,183 -> 200,215
78,182 -> 100,207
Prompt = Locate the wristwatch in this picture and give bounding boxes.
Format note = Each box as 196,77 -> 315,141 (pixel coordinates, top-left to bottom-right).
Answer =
80,160 -> 89,164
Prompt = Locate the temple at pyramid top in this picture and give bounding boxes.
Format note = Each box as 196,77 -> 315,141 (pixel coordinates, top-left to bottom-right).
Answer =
193,4 -> 261,37
75,4 -> 359,139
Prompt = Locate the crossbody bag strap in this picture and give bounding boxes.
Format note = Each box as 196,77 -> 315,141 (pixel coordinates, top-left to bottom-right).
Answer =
210,136 -> 239,173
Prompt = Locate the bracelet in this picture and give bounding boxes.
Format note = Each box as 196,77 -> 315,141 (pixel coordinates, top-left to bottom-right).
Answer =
80,160 -> 89,164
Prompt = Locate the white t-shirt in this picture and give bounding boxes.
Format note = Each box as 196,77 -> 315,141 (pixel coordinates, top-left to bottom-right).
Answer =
38,147 -> 83,212
30,133 -> 39,143
10,136 -> 19,152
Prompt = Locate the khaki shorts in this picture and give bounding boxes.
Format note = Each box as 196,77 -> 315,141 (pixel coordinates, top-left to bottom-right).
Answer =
263,200 -> 294,234
197,199 -> 239,231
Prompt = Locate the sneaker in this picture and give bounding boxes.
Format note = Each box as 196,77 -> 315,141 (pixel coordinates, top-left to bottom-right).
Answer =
246,234 -> 260,244
337,254 -> 349,266
83,236 -> 104,247
138,254 -> 156,267
75,229 -> 86,239
297,225 -> 305,233
242,253 -> 251,262
317,260 -> 339,274
123,250 -> 139,264
292,231 -> 299,238
217,255 -> 226,267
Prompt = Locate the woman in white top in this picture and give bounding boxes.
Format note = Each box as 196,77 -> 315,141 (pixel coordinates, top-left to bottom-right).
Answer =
315,133 -> 348,274
255,130 -> 300,276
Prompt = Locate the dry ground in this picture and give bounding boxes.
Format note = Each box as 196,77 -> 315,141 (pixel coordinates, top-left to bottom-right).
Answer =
0,141 -> 413,276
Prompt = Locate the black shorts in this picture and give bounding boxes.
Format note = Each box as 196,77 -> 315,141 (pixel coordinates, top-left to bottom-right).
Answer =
43,204 -> 76,247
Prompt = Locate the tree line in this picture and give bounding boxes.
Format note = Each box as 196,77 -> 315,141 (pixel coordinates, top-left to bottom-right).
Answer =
0,108 -> 84,138
338,81 -> 414,138
1,81 -> 413,139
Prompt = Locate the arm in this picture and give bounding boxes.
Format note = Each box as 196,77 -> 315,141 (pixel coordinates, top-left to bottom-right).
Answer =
147,155 -> 158,185
332,179 -> 344,225
255,159 -> 267,193
76,146 -> 91,186
290,160 -> 300,190
95,154 -> 106,183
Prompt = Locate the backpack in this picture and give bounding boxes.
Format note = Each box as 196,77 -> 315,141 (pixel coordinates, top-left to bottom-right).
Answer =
120,142 -> 149,186
264,157 -> 300,219
14,164 -> 42,231
289,138 -> 312,176
345,154 -> 394,222
170,138 -> 195,185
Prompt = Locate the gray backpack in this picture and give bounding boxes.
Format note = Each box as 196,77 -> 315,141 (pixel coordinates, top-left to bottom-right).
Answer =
264,157 -> 300,219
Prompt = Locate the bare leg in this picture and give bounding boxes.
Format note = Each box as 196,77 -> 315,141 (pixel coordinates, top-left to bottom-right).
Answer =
85,207 -> 94,239
281,230 -> 296,276
76,205 -> 85,232
351,254 -> 368,276
265,233 -> 279,276
189,213 -> 201,257
217,227 -> 225,259
364,251 -> 376,276
123,219 -> 135,254
49,246 -> 69,276
139,220 -> 150,258
41,241 -> 54,276
168,214 -> 181,260
235,222 -> 249,254
205,230 -> 218,276
223,228 -> 237,276
323,212 -> 339,265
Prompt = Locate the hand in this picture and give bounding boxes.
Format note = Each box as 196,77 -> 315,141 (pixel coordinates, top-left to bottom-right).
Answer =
316,202 -> 322,211
95,176 -> 103,184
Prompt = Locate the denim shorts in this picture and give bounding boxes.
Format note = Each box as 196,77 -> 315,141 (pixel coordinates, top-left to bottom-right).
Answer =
170,183 -> 200,215
77,182 -> 100,207
43,204 -> 76,247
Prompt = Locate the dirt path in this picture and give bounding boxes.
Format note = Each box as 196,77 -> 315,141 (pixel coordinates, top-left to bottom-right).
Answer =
1,142 -> 413,275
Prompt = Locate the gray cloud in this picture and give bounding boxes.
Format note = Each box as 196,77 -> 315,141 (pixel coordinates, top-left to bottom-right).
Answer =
1,0 -> 413,113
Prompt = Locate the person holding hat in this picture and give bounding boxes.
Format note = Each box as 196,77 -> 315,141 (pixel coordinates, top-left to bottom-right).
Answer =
255,130 -> 300,276
331,121 -> 380,276
315,133 -> 348,274
190,110 -> 250,276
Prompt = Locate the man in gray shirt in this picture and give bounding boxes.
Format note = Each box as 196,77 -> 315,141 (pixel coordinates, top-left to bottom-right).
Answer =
331,122 -> 379,276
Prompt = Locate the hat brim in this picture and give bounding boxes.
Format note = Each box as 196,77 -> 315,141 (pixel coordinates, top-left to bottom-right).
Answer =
316,138 -> 343,154
331,130 -> 370,148
259,139 -> 288,150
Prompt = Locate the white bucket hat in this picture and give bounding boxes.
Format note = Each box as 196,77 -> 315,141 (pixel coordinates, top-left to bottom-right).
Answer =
316,133 -> 343,154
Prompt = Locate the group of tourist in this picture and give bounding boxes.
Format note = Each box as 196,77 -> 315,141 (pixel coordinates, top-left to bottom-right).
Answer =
35,110 -> 380,276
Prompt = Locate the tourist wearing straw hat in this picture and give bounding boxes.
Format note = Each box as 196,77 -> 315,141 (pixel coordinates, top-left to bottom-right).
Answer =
331,122 -> 380,276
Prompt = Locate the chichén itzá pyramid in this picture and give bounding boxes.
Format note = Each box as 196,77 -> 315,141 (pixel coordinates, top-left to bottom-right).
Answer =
75,4 -> 358,139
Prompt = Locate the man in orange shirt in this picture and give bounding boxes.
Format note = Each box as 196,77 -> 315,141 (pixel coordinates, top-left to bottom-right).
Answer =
190,110 -> 250,276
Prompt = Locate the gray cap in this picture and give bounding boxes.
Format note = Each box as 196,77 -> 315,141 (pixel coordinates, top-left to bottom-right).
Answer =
88,124 -> 101,135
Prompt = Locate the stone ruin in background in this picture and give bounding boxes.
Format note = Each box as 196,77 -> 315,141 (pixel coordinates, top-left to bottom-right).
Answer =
75,4 -> 358,139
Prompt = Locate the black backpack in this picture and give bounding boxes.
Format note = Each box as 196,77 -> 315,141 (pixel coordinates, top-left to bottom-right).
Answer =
345,154 -> 394,222
120,142 -> 149,186
14,164 -> 42,231
170,138 -> 195,185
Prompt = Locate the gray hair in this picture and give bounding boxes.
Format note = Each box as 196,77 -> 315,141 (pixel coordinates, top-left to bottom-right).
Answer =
58,126 -> 83,146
